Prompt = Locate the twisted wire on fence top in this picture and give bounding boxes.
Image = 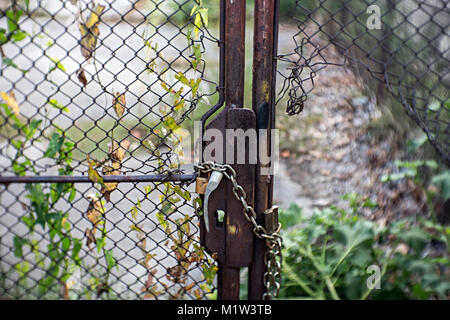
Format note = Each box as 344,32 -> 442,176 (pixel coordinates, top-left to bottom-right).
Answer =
277,0 -> 449,165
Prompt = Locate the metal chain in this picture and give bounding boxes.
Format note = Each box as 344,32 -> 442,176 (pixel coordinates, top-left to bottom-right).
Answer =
195,161 -> 283,299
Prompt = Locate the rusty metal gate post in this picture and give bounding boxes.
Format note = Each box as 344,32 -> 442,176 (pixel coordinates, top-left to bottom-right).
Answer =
248,0 -> 280,300
199,0 -> 280,300
199,0 -> 255,300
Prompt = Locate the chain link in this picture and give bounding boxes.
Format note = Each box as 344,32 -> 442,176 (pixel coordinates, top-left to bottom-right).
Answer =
195,161 -> 283,299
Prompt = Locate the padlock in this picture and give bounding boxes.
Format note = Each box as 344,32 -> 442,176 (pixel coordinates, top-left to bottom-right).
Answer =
195,177 -> 209,195
264,206 -> 279,234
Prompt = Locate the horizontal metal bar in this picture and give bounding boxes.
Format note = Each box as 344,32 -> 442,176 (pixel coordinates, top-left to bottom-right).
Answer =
0,174 -> 197,184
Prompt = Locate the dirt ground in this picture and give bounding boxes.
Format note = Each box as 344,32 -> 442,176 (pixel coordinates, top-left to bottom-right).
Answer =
273,24 -> 432,222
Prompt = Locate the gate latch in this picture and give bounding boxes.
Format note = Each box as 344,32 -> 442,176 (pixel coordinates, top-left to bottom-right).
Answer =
201,170 -> 224,232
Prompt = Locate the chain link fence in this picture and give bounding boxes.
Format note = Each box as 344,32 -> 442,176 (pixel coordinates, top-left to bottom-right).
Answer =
1,0 -> 449,300
0,0 -> 218,299
277,0 -> 449,165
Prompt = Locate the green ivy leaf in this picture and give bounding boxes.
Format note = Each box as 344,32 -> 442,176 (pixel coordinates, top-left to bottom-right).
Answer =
72,238 -> 82,263
49,57 -> 66,73
62,237 -> 71,251
48,99 -> 69,112
1,57 -> 28,73
96,237 -> 106,254
45,132 -> 65,158
68,187 -> 77,202
431,170 -> 450,200
156,212 -> 167,230
11,30 -> 28,42
163,117 -> 180,131
175,72 -> 190,86
0,29 -> 6,44
105,249 -> 116,271
444,98 -> 450,110
13,236 -> 26,258
6,10 -> 23,33
407,134 -> 428,153
25,119 -> 42,140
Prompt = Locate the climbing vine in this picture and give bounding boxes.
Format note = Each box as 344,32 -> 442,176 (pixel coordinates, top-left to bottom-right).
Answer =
0,0 -> 216,299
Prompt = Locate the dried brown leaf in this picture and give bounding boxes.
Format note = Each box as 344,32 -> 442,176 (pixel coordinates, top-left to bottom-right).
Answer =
101,162 -> 121,201
76,67 -> 88,87
194,288 -> 202,299
86,194 -> 103,228
112,92 -> 126,118
79,4 -> 105,60
84,227 -> 96,248
110,140 -> 130,162
185,282 -> 195,292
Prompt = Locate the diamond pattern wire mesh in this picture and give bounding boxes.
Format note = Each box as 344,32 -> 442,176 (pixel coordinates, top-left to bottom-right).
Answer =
277,0 -> 449,165
0,0 -> 218,299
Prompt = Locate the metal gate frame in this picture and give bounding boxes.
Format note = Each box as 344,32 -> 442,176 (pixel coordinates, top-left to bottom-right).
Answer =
0,0 -> 281,300
198,0 -> 280,300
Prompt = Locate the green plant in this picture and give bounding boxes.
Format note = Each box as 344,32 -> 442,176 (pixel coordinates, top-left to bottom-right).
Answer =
0,95 -> 84,298
123,1 -> 217,299
279,197 -> 449,300
381,159 -> 450,223
1,0 -> 217,300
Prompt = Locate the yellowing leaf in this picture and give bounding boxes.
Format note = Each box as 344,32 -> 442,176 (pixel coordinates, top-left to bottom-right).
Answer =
163,117 -> 180,132
112,92 -> 126,118
87,157 -> 104,185
189,5 -> 198,17
85,4 -> 105,29
130,224 -> 144,233
1,91 -> 19,116
79,4 -> 105,60
160,82 -> 170,92
174,99 -> 185,111
198,8 -> 209,28
101,161 -> 121,202
175,72 -> 189,86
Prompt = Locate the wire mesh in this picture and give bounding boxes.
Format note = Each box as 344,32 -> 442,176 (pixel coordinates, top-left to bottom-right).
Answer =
0,0 -> 218,299
277,0 -> 449,165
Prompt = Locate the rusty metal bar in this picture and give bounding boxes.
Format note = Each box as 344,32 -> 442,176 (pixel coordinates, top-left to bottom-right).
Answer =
248,0 -> 278,300
268,0 -> 280,208
218,263 -> 241,300
0,174 -> 197,184
224,0 -> 246,108
216,0 -> 247,300
200,0 -> 226,132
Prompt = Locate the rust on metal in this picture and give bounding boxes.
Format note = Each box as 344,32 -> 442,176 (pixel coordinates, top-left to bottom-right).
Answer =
0,174 -> 197,184
225,108 -> 256,268
200,0 -> 251,300
264,206 -> 279,234
224,0 -> 246,107
248,0 -> 279,300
